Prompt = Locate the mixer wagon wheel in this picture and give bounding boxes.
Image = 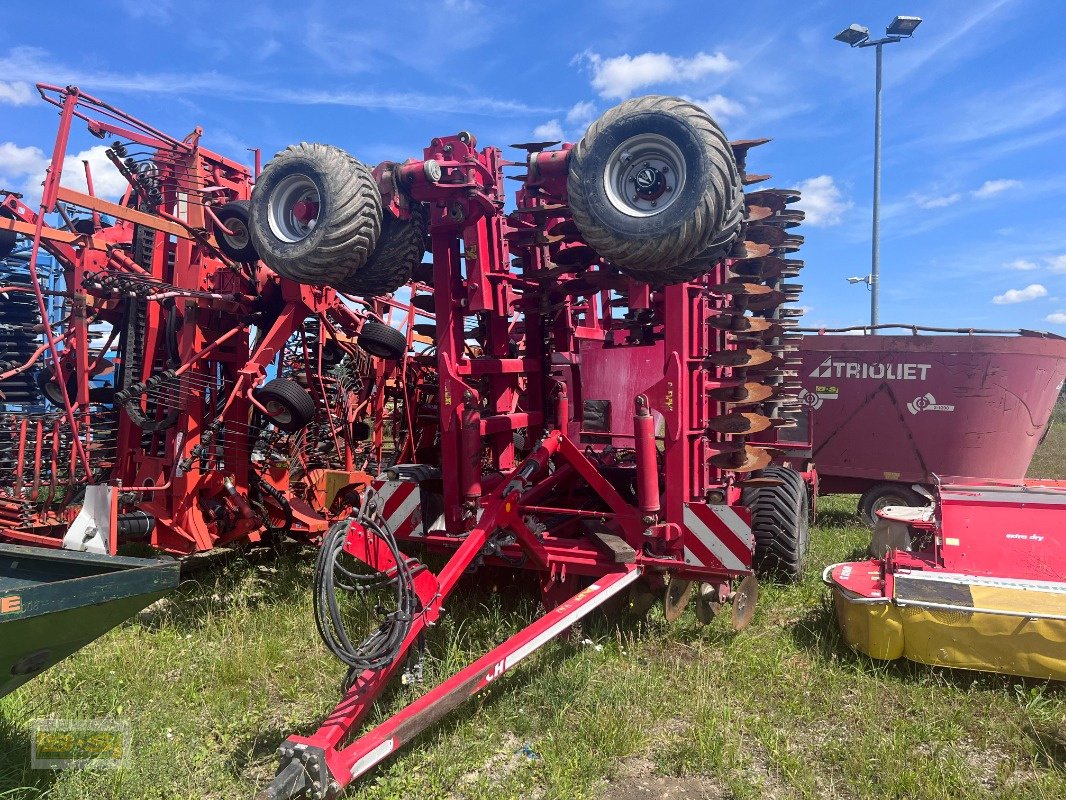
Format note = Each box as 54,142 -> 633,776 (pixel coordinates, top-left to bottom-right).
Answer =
357,320 -> 408,361
212,200 -> 259,262
254,378 -> 316,432
249,143 -> 382,286
334,205 -> 428,298
742,466 -> 809,581
566,95 -> 744,280
858,483 -> 925,527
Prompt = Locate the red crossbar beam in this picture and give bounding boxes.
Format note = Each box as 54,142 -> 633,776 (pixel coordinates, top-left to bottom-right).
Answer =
326,566 -> 639,792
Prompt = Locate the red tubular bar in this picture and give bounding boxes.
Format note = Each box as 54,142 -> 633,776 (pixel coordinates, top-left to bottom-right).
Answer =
333,567 -> 638,789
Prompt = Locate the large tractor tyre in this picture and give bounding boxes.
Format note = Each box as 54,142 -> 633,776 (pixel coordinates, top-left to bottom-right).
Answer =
358,320 -> 408,361
742,466 -> 810,582
566,95 -> 744,280
212,200 -> 259,262
334,205 -> 427,297
249,143 -> 382,287
254,378 -> 317,432
858,483 -> 925,527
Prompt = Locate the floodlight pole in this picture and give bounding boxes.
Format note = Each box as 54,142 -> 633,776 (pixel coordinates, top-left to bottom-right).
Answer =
871,41 -> 883,330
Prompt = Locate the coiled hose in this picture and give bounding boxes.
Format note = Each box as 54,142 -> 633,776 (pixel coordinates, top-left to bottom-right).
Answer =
313,499 -> 422,682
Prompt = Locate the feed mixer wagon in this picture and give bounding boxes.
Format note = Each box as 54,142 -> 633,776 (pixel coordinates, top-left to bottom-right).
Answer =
239,96 -> 815,799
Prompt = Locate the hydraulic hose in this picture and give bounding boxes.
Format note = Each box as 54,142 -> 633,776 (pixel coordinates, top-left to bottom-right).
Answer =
313,500 -> 421,680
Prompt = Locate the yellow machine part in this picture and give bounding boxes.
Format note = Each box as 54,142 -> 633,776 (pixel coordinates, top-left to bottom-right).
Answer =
832,584 -> 1066,681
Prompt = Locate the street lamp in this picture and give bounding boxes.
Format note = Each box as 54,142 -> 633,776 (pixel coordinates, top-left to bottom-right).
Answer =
835,15 -> 922,332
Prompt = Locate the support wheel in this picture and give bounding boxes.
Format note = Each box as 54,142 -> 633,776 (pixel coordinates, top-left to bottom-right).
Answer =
334,205 -> 427,297
358,321 -> 408,361
858,483 -> 925,527
742,466 -> 810,582
567,95 -> 744,281
254,378 -> 316,432
0,209 -> 16,259
212,200 -> 258,262
249,143 -> 382,286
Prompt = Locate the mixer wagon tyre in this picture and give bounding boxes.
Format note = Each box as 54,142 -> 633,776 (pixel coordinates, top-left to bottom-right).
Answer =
254,378 -> 316,432
566,95 -> 744,280
858,483 -> 925,527
334,205 -> 428,297
249,143 -> 382,287
742,466 -> 809,581
212,200 -> 259,262
357,320 -> 408,361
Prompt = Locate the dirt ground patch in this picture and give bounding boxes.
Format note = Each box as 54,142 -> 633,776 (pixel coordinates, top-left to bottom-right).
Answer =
602,756 -> 728,800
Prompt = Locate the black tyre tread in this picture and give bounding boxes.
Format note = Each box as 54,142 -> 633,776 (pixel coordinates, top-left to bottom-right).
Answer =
254,378 -> 316,432
358,320 -> 408,361
567,95 -> 744,278
334,205 -> 427,297
742,466 -> 809,581
250,144 -> 381,286
213,200 -> 258,262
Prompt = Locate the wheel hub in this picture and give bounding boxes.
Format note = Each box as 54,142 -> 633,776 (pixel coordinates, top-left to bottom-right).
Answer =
603,133 -> 687,218
268,173 -> 322,243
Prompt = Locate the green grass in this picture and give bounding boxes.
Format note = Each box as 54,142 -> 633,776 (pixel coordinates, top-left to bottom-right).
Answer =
2,435 -> 1064,799
1029,400 -> 1065,480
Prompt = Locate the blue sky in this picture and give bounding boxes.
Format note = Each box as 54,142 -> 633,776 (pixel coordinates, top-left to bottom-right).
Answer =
2,0 -> 1064,331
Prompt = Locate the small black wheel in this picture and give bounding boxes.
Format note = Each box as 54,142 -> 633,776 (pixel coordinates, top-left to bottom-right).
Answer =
351,420 -> 372,441
742,466 -> 810,582
567,95 -> 744,281
212,200 -> 259,262
254,378 -> 316,432
249,143 -> 382,286
358,320 -> 407,361
35,368 -> 77,406
0,209 -> 17,259
858,483 -> 925,527
333,205 -> 427,297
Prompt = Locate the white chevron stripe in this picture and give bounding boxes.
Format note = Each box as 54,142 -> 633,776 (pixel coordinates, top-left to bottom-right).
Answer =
683,505 -> 746,571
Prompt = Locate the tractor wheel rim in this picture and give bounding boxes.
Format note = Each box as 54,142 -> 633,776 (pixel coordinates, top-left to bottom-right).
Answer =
225,217 -> 251,249
603,133 -> 687,218
265,400 -> 292,424
268,173 -> 321,243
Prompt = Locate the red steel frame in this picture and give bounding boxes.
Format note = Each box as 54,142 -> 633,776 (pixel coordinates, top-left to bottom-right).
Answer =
0,86 -> 392,554
260,129 -> 810,797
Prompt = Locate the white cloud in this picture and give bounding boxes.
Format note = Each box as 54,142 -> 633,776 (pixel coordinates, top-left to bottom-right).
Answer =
0,141 -> 127,203
580,50 -> 737,99
992,284 -> 1048,305
1046,255 -> 1066,273
913,192 -> 961,209
532,120 -> 564,141
1046,312 -> 1066,325
685,94 -> 744,120
565,101 -> 596,127
796,175 -> 851,227
0,46 -> 553,117
1005,259 -> 1038,271
972,178 -> 1022,199
0,80 -> 33,106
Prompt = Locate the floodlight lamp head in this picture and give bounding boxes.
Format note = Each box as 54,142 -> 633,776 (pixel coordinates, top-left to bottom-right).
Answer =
834,24 -> 870,46
886,15 -> 922,37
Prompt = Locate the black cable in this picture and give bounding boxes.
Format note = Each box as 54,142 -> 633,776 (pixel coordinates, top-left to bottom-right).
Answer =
313,499 -> 420,681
